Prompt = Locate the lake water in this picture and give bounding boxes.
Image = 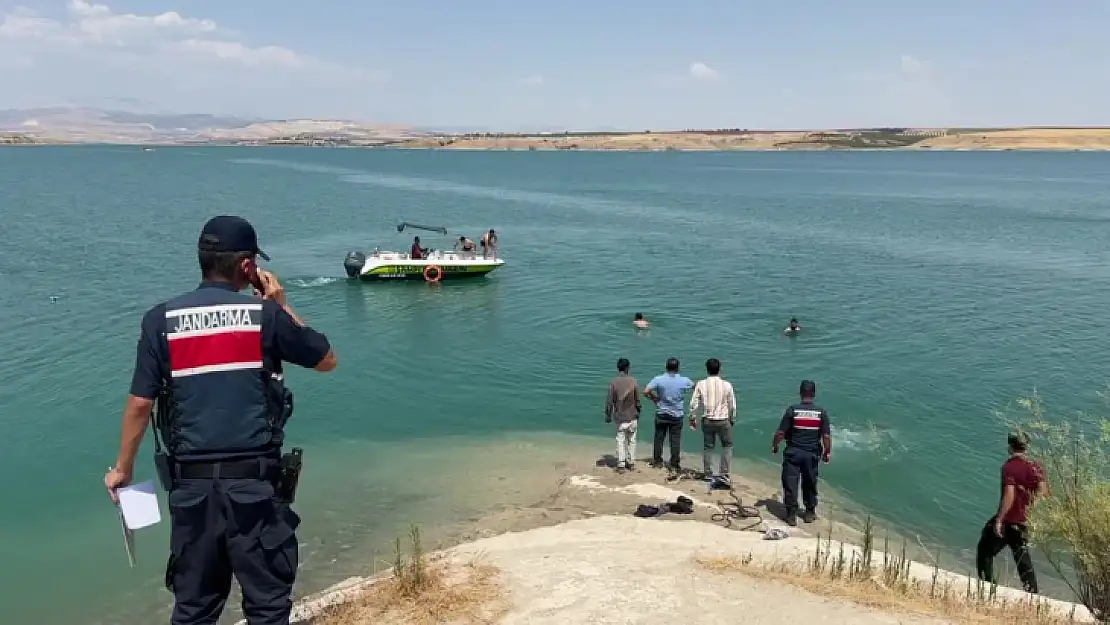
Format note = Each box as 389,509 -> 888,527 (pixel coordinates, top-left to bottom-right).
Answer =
2,146 -> 1108,624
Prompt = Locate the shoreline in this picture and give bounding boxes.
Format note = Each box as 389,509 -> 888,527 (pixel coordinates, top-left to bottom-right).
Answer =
261,469 -> 1094,625
229,444 -> 1092,625
7,127 -> 1110,150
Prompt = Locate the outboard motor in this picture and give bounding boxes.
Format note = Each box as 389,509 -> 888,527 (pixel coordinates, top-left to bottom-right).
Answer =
343,251 -> 367,278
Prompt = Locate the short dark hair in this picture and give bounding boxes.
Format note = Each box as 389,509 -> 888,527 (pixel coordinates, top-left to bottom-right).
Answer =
634,313 -> 643,320
199,250 -> 251,281
459,236 -> 465,241
617,357 -> 630,372
790,317 -> 798,323
666,357 -> 680,372
705,358 -> 721,375
1008,431 -> 1029,453
799,379 -> 816,398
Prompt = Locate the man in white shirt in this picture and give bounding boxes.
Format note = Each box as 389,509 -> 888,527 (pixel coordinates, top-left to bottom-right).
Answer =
688,358 -> 737,479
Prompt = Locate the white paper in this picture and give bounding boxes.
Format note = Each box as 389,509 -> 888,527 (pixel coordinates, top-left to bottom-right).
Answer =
118,480 -> 162,530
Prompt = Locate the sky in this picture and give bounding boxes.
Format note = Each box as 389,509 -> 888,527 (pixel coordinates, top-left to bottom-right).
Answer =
1,0 -> 1109,130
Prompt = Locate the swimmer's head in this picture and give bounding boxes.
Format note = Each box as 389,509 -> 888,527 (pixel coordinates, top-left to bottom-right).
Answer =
459,236 -> 466,241
665,357 -> 680,373
705,358 -> 721,376
634,313 -> 644,321
414,236 -> 420,243
617,357 -> 630,373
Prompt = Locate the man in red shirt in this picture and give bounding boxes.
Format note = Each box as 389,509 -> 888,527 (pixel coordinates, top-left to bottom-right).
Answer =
976,431 -> 1048,594
410,236 -> 426,260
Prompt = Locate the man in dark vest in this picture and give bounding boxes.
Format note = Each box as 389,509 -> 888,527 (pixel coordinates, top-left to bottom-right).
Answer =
104,215 -> 338,625
771,379 -> 831,527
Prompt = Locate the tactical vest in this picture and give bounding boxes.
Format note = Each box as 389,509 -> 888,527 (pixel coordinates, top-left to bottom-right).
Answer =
160,284 -> 283,461
785,402 -> 826,453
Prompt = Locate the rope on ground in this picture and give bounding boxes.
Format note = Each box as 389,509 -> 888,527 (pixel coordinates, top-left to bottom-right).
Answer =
710,489 -> 764,532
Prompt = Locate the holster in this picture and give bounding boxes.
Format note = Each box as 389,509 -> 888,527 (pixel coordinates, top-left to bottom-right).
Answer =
275,447 -> 303,504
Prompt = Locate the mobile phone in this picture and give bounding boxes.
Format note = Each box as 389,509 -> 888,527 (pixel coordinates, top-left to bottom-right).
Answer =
245,260 -> 266,295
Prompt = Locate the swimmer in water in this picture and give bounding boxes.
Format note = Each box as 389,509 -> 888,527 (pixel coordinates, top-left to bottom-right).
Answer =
784,317 -> 801,335
633,313 -> 649,329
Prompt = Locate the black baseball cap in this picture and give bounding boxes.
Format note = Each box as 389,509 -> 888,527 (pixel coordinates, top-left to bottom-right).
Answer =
198,215 -> 270,261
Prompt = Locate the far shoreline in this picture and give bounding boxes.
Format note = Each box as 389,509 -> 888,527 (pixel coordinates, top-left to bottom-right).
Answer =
7,126 -> 1110,151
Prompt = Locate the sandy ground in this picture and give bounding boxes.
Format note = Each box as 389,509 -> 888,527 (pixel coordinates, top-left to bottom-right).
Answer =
399,128 -> 1110,151
443,516 -> 952,625
913,128 -> 1110,150
402,131 -> 826,151
255,464 -> 1093,625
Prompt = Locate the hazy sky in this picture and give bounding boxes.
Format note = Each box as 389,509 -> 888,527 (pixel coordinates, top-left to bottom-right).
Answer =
1,0 -> 1108,130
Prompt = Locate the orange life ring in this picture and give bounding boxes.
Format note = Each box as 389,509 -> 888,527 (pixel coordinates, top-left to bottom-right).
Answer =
423,264 -> 443,283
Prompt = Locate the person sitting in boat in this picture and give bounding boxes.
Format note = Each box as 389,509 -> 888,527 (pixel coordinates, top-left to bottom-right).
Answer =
410,236 -> 427,260
481,229 -> 498,259
784,317 -> 801,335
633,313 -> 649,329
455,236 -> 476,253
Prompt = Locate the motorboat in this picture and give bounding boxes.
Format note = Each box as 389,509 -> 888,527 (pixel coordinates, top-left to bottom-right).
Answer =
343,222 -> 505,282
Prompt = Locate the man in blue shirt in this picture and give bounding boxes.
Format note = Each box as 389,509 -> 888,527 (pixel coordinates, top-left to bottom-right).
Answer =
644,357 -> 694,475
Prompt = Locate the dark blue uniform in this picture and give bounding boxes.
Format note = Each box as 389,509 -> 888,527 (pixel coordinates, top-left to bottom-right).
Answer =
130,281 -> 330,625
777,401 -> 831,517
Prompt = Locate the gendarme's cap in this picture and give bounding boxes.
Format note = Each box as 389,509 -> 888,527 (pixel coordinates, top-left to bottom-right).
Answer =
197,215 -> 270,261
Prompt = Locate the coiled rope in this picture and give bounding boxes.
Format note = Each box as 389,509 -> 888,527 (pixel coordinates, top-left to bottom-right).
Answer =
710,489 -> 764,532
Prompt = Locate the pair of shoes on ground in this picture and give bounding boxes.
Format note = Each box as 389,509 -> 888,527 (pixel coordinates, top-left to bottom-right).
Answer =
705,474 -> 731,490
784,509 -> 818,527
633,495 -> 695,518
614,461 -> 636,474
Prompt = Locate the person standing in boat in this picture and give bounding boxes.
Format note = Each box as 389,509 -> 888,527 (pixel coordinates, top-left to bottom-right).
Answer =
481,229 -> 498,259
410,236 -> 427,260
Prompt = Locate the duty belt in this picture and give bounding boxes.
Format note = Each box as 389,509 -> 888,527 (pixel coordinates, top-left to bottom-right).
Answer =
175,458 -> 279,480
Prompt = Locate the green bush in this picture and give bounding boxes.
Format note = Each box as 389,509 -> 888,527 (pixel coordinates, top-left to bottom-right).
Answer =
1010,391 -> 1110,622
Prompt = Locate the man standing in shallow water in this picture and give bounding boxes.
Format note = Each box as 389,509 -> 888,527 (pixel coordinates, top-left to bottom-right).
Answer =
604,358 -> 641,472
644,358 -> 693,475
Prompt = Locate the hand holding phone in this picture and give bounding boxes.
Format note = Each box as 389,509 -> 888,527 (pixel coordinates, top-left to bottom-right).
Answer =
248,265 -> 286,306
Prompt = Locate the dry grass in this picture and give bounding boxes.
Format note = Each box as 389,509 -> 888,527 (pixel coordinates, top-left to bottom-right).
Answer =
697,517 -> 1086,625
316,525 -> 508,625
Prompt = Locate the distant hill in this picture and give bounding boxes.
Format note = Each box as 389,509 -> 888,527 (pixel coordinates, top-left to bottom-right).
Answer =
0,107 -> 424,144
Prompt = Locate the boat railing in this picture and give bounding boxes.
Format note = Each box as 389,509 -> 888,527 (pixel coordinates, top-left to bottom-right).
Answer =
367,249 -> 499,261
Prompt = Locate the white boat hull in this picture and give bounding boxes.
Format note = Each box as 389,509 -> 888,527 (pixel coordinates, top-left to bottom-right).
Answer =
343,249 -> 505,282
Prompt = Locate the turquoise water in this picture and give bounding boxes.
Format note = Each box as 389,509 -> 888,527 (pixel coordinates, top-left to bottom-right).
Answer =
2,146 -> 1109,623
